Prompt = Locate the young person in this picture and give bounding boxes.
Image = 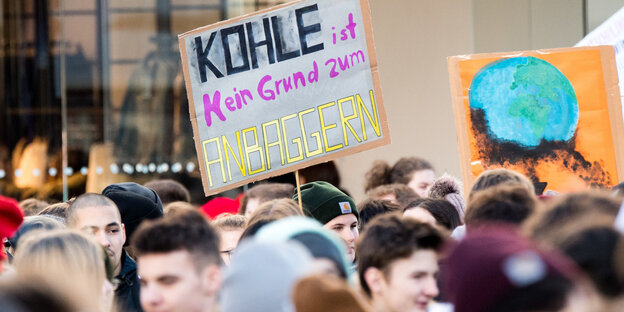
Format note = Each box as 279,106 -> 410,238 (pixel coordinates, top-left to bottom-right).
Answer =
293,181 -> 360,263
13,230 -> 114,312
358,214 -> 444,312
444,226 -> 590,312
465,184 -> 537,229
132,210 -> 222,312
212,213 -> 246,266
365,157 -> 435,197
66,193 -> 141,312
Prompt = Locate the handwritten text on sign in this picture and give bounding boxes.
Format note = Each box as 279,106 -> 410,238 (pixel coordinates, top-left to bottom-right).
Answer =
179,0 -> 389,194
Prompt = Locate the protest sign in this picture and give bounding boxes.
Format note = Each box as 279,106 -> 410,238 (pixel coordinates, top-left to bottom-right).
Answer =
179,0 -> 389,195
576,6 -> 624,121
448,46 -> 624,194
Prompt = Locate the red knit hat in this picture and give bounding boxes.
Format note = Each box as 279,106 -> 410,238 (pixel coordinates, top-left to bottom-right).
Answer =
0,195 -> 24,266
200,197 -> 239,220
0,195 -> 23,239
443,226 -> 576,312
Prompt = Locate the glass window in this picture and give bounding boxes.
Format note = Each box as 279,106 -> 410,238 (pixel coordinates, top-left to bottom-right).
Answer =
0,0 -> 284,203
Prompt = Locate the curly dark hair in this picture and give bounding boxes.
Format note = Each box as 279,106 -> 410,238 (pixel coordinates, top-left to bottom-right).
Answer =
132,210 -> 221,268
357,214 -> 443,296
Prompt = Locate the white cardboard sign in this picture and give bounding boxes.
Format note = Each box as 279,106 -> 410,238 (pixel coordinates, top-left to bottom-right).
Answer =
179,0 -> 389,195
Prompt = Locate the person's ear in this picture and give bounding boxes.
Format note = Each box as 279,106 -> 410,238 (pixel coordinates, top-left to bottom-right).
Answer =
121,223 -> 127,243
201,264 -> 222,296
363,267 -> 385,295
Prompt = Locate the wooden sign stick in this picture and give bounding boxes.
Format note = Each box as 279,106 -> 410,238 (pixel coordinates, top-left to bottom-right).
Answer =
295,170 -> 303,213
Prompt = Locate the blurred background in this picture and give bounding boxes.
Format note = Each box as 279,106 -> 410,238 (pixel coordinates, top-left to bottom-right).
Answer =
0,0 -> 620,203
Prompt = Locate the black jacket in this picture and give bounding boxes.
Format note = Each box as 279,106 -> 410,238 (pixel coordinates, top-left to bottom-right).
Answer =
115,250 -> 143,312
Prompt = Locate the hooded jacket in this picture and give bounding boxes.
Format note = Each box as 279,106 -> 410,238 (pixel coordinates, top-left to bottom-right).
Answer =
115,250 -> 143,312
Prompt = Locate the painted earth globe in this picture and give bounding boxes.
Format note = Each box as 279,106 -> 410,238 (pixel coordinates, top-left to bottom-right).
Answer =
469,56 -> 579,147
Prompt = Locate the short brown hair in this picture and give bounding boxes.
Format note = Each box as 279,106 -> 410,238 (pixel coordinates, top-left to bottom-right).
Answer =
144,179 -> 191,205
357,214 -> 443,296
65,193 -> 119,227
37,202 -> 69,220
132,210 -> 221,268
240,183 -> 295,215
19,198 -> 49,216
466,184 -> 537,228
530,191 -> 619,238
163,201 -> 196,217
212,213 -> 247,231
246,198 -> 302,226
469,168 -> 534,200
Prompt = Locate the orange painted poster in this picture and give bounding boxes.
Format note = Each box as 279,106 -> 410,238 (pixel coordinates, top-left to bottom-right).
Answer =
448,46 -> 624,194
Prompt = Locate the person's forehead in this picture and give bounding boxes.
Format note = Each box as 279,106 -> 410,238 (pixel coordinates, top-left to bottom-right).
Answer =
220,229 -> 243,241
406,207 -> 434,219
74,205 -> 121,227
389,250 -> 438,274
138,250 -> 196,277
325,213 -> 357,225
410,170 -> 435,183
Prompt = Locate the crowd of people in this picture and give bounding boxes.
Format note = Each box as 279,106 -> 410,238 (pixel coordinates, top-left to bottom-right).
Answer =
1,156 -> 624,312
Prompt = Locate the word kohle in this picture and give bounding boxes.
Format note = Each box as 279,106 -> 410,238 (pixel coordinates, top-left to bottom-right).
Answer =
179,0 -> 389,195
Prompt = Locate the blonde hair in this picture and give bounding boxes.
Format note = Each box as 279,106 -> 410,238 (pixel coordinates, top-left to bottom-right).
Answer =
13,229 -> 111,311
212,213 -> 247,231
164,201 -> 197,217
246,198 -> 302,226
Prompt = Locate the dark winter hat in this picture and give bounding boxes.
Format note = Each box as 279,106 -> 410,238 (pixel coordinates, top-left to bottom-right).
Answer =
293,181 -> 358,224
291,232 -> 347,278
102,188 -> 163,246
444,226 -> 576,312
102,182 -> 163,213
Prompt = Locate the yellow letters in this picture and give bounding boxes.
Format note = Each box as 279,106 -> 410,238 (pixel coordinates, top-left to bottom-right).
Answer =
298,108 -> 322,157
318,102 -> 343,152
262,120 -> 285,169
222,132 -> 247,181
357,90 -> 381,140
280,114 -> 304,163
242,127 -> 266,175
202,138 -> 226,187
338,96 -> 362,146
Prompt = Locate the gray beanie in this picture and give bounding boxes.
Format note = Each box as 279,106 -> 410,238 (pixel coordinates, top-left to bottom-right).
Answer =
219,241 -> 313,312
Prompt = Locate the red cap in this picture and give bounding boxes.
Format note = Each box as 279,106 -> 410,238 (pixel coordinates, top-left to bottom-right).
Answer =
0,195 -> 24,267
0,195 -> 23,240
200,197 -> 240,220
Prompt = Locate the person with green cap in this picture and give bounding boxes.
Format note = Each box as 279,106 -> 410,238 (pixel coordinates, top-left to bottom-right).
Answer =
293,181 -> 360,263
